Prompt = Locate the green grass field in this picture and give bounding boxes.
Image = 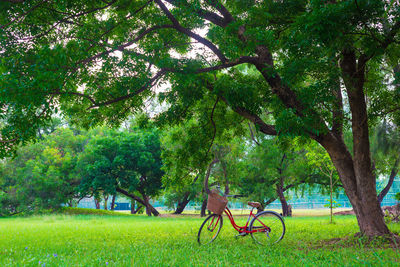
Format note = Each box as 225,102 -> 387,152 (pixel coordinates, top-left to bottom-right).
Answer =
0,212 -> 399,266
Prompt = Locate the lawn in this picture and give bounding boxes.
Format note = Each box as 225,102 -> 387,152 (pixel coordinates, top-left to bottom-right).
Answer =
0,213 -> 399,266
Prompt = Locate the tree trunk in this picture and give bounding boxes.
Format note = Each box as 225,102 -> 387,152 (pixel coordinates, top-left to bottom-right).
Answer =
320,133 -> 391,237
110,194 -> 116,211
103,194 -> 109,210
94,197 -> 100,209
276,156 -> 290,217
116,187 -> 159,216
174,192 -> 191,214
201,198 -> 207,217
276,182 -> 290,217
204,158 -> 219,194
316,51 -> 391,237
130,199 -> 135,214
378,157 -> 399,204
142,194 -> 152,216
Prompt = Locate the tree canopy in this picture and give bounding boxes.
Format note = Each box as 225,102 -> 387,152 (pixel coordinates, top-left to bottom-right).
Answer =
0,128 -> 87,215
77,125 -> 163,216
1,0 -> 399,237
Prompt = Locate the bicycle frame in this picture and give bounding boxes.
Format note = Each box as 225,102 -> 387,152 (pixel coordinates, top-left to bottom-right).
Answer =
222,207 -> 270,234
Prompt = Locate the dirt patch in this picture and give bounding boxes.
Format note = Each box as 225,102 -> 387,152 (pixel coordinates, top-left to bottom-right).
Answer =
334,210 -> 355,215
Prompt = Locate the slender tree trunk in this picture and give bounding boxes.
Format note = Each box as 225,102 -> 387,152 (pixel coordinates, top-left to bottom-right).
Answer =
142,194 -> 152,216
174,192 -> 191,214
110,194 -> 116,211
130,199 -> 135,214
94,198 -> 100,209
201,198 -> 207,217
378,157 -> 400,204
276,182 -> 290,217
134,205 -> 143,214
276,157 -> 290,217
103,194 -> 109,210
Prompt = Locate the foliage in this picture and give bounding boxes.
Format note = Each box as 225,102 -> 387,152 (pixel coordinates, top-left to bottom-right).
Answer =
372,121 -> 400,177
0,128 -> 87,216
77,125 -> 163,201
0,215 -> 399,265
160,113 -> 244,212
237,136 -> 336,208
1,0 -> 399,234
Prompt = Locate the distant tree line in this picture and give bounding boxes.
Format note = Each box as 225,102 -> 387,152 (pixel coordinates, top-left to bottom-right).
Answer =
1,116 -> 396,218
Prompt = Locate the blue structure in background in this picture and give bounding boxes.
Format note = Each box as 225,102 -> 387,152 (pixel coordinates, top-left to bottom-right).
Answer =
78,177 -> 400,211
114,202 -> 130,210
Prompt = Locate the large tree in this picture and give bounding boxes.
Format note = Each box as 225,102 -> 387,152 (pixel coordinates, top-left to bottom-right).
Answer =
1,0 -> 399,237
77,127 -> 163,216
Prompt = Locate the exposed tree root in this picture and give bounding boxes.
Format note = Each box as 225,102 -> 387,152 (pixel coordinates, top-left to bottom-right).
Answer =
316,232 -> 400,249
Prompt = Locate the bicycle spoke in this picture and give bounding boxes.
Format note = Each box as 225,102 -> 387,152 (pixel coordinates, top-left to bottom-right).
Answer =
250,211 -> 285,245
198,214 -> 223,245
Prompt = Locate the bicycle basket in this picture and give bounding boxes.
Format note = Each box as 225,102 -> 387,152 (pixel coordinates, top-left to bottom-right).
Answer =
207,189 -> 228,215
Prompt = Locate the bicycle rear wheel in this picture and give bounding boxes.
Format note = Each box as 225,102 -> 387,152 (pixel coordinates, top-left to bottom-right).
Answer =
197,214 -> 223,245
249,211 -> 285,245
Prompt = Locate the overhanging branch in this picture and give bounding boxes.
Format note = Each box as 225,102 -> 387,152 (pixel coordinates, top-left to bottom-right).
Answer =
155,0 -> 227,63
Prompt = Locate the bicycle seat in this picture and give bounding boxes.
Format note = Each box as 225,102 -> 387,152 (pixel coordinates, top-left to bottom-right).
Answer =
248,202 -> 261,208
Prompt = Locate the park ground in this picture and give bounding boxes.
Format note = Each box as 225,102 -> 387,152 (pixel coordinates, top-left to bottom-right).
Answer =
0,210 -> 399,266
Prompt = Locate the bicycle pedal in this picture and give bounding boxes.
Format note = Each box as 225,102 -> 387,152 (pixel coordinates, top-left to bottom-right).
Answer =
235,232 -> 248,237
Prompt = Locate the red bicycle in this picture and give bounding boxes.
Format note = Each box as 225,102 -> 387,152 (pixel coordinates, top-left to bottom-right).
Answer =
197,193 -> 285,245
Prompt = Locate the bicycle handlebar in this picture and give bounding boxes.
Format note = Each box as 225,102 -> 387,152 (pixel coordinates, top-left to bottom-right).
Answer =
213,185 -> 245,198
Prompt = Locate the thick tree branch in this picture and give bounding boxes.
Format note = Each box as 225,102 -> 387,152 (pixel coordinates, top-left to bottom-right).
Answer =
201,80 -> 277,136
0,137 -> 18,143
227,103 -> 277,136
204,158 -> 219,194
254,45 -> 305,116
204,0 -> 234,24
205,97 -> 219,157
155,0 -> 227,62
164,0 -> 229,27
332,77 -> 344,137
116,187 -> 145,205
50,91 -> 97,106
115,187 -> 159,216
164,56 -> 258,74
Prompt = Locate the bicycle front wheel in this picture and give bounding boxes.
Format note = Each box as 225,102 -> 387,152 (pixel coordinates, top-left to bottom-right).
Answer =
197,214 -> 223,245
249,211 -> 285,245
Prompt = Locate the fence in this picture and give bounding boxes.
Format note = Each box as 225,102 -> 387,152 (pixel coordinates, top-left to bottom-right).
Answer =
77,177 -> 400,211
